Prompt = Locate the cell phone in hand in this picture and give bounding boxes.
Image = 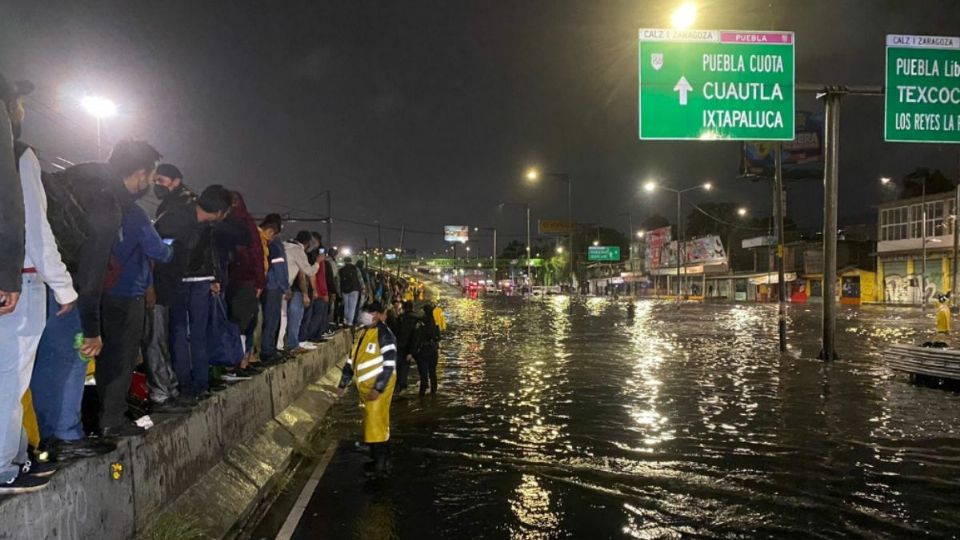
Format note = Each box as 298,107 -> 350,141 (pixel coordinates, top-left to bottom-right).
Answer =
162,238 -> 174,246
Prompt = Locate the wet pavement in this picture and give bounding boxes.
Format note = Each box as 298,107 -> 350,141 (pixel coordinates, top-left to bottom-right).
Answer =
265,297 -> 960,539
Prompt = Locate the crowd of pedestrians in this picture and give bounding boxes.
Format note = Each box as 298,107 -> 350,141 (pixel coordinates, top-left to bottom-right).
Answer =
0,72 -> 440,494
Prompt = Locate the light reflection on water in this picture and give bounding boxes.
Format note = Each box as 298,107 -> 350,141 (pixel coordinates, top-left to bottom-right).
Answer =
330,297 -> 960,538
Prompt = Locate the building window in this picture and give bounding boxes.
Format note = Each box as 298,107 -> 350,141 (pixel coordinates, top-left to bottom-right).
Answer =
880,199 -> 953,242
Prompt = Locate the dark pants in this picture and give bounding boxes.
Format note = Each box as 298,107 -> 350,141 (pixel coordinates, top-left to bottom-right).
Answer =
302,299 -> 329,341
97,295 -> 145,430
169,282 -> 213,397
396,348 -> 411,391
415,345 -> 439,396
260,289 -> 283,360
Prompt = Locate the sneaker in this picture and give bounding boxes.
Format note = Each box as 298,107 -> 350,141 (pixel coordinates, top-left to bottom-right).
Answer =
300,342 -> 318,350
101,423 -> 146,438
222,373 -> 252,383
0,473 -> 49,494
19,459 -> 57,478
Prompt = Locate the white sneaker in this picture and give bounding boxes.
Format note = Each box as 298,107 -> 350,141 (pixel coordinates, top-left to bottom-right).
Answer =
300,342 -> 318,350
222,373 -> 252,383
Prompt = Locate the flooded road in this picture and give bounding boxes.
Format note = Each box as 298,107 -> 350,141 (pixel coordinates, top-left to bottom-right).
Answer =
277,298 -> 960,539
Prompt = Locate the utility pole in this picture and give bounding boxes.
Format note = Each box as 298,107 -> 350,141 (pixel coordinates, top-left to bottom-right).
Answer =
676,191 -> 682,299
377,221 -> 383,271
921,178 -> 927,311
774,142 -> 787,352
819,91 -> 842,361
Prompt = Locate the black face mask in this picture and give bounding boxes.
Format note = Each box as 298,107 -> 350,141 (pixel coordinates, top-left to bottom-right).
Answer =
153,184 -> 171,199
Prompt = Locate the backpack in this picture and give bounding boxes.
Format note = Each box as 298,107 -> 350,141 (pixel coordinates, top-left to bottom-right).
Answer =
14,142 -> 90,268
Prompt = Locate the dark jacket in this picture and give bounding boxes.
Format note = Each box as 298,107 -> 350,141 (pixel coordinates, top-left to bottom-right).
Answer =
107,204 -> 173,297
0,106 -> 24,293
156,183 -> 196,219
265,237 -> 289,292
339,262 -> 361,293
226,195 -> 265,291
324,258 -> 338,295
396,312 -> 420,356
153,202 -> 220,306
62,162 -> 136,337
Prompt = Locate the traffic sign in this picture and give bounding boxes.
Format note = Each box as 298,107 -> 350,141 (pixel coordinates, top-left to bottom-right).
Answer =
885,34 -> 960,143
588,246 -> 621,262
638,28 -> 795,141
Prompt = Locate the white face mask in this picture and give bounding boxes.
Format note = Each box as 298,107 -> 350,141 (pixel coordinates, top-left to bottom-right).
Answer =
358,311 -> 376,327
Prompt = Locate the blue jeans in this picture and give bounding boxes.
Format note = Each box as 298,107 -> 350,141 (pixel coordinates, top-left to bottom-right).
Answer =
302,299 -> 329,341
285,291 -> 305,350
32,288 -> 87,442
168,282 -> 212,397
260,289 -> 283,359
343,291 -> 360,326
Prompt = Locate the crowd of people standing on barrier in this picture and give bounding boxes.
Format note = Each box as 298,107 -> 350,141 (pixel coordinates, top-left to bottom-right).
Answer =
0,72 -> 442,494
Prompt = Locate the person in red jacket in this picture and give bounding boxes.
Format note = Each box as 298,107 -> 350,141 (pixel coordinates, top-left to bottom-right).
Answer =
301,232 -> 331,342
226,192 -> 266,367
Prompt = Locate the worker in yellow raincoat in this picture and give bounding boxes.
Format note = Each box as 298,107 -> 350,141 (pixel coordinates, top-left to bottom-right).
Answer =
935,292 -> 951,334
337,301 -> 397,475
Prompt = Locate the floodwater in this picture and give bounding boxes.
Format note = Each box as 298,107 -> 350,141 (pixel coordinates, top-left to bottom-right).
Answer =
280,298 -> 960,539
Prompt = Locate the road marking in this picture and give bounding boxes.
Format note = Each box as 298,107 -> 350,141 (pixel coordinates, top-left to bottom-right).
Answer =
275,441 -> 338,540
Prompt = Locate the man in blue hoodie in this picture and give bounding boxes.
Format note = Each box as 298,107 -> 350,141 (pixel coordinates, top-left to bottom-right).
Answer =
97,204 -> 173,436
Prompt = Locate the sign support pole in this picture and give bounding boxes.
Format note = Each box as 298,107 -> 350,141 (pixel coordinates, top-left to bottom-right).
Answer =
819,91 -> 842,361
774,142 -> 787,352
953,151 -> 960,299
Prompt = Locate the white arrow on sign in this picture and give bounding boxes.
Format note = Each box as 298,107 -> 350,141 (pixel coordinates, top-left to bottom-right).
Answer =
673,76 -> 693,106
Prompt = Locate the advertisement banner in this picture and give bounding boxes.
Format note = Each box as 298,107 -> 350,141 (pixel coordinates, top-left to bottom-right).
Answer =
538,219 -> 573,235
444,226 -> 469,244
741,111 -> 824,180
684,235 -> 727,265
644,226 -> 672,270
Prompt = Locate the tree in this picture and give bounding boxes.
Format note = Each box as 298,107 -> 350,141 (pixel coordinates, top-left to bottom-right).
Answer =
500,240 -> 526,259
900,168 -> 956,199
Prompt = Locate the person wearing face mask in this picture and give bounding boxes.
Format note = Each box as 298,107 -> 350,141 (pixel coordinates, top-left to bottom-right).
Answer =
31,139 -> 161,461
152,163 -> 196,219
336,301 -> 398,476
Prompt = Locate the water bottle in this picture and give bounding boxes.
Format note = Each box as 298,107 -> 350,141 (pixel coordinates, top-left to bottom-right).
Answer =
74,333 -> 94,363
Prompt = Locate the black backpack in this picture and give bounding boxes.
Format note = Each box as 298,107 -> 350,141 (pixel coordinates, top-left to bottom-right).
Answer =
14,142 -> 90,268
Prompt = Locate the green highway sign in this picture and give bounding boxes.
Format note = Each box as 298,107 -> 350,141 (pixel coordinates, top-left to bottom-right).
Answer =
588,246 -> 621,262
885,34 -> 960,143
638,28 -> 795,141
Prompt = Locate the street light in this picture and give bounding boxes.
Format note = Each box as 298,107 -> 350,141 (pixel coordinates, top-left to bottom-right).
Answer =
556,246 -> 564,254
81,95 -> 117,160
643,179 -> 713,299
737,207 -> 748,217
637,230 -> 645,238
671,2 -> 697,29
526,167 -> 573,294
592,240 -> 599,247
880,176 -> 892,185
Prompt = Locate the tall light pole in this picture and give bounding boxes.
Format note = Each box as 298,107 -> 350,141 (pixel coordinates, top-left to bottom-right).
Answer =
474,226 -> 498,281
526,168 -> 573,293
81,96 -> 117,160
644,179 -> 712,299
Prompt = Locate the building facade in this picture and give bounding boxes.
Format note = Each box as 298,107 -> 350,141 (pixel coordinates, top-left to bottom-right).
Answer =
876,192 -> 956,304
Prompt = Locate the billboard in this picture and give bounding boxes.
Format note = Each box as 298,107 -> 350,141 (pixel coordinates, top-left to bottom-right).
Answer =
644,226 -> 672,270
648,232 -> 727,269
741,111 -> 824,180
538,219 -> 573,235
444,226 -> 469,244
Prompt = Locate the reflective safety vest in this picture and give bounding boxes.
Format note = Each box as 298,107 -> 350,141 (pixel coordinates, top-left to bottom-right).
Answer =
344,323 -> 397,392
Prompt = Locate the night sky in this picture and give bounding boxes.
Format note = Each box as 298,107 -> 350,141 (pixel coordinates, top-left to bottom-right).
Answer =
2,0 -> 960,254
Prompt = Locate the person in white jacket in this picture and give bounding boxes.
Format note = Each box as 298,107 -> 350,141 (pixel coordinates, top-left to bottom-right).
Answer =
0,77 -> 79,493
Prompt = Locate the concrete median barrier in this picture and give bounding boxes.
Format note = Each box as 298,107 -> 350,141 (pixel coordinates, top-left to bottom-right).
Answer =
0,330 -> 351,540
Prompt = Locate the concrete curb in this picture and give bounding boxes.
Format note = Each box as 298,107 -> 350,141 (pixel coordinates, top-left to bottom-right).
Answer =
0,331 -> 351,540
